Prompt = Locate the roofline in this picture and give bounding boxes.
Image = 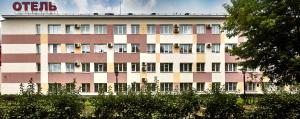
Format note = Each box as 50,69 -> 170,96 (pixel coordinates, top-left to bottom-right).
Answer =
2,14 -> 227,19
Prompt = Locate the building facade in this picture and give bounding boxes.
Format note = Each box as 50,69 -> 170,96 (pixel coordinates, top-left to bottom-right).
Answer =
0,15 -> 265,95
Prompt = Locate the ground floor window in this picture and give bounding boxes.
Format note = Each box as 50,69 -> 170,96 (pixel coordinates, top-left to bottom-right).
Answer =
180,83 -> 192,91
197,83 -> 205,91
81,83 -> 90,92
160,83 -> 173,92
114,83 -> 127,92
94,83 -> 107,93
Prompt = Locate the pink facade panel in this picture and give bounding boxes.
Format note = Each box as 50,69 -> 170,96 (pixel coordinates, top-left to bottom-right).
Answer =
114,53 -> 140,63
2,35 -> 40,44
48,53 -> 107,63
225,72 -> 262,82
225,53 -> 238,63
2,73 -> 40,83
107,72 -> 127,83
193,72 -> 212,82
197,27 -> 220,43
48,34 -> 113,44
127,34 -> 147,53
2,54 -> 40,63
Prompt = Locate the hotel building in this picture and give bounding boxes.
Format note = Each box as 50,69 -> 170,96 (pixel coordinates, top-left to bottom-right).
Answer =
0,14 -> 265,94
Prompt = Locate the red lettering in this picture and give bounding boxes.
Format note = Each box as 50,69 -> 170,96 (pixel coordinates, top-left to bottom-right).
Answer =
31,2 -> 38,11
39,2 -> 49,11
49,2 -> 57,11
12,2 -> 22,11
22,2 -> 30,11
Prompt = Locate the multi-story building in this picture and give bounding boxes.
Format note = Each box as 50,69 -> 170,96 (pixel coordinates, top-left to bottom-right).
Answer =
0,14 -> 265,95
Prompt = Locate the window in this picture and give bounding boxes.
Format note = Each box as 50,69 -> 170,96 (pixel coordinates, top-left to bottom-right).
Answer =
82,63 -> 90,72
196,24 -> 205,34
197,83 -> 205,91
160,63 -> 173,72
225,44 -> 236,53
114,25 -> 126,35
48,24 -> 60,34
180,83 -> 192,91
263,83 -> 277,91
246,83 -> 256,91
212,24 -> 220,34
212,63 -> 220,72
160,24 -> 172,34
36,24 -> 40,34
66,44 -> 75,53
49,63 -> 61,72
180,24 -> 192,34
66,24 -> 75,34
131,24 -> 140,34
114,44 -> 127,53
180,44 -> 192,53
94,25 -> 107,34
147,63 -> 156,72
94,63 -> 107,72
131,63 -> 140,72
147,24 -> 156,34
160,83 -> 173,92
247,68 -> 256,72
95,83 -> 107,92
147,44 -> 156,53
66,63 -> 75,72
212,82 -> 221,91
180,63 -> 192,72
225,82 -> 237,91
36,63 -> 40,72
131,44 -> 140,53
36,44 -> 40,53
196,44 -> 205,53
225,63 -> 237,72
94,44 -> 107,53
48,83 -> 61,93
212,44 -> 220,53
81,24 -> 90,34
196,63 -> 205,72
81,83 -> 90,92
48,44 -> 60,53
131,83 -> 140,92
114,63 -> 127,72
114,83 -> 127,92
160,44 -> 173,53
146,83 -> 156,91
66,83 -> 75,92
81,44 -> 90,53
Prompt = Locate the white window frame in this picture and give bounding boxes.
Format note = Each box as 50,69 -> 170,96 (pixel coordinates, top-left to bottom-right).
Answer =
196,24 -> 205,34
212,24 -> 220,34
82,63 -> 90,72
180,63 -> 192,72
147,24 -> 156,34
49,63 -> 61,72
160,44 -> 173,53
131,63 -> 140,72
81,44 -> 90,53
94,63 -> 107,72
81,24 -> 90,34
81,83 -> 90,92
36,44 -> 40,53
212,63 -> 220,72
196,63 -> 205,72
197,83 -> 205,91
66,63 -> 75,72
246,83 -> 257,91
94,44 -> 107,53
225,82 -> 237,91
131,24 -> 140,34
36,24 -> 41,34
212,44 -> 220,53
48,24 -> 61,34
160,83 -> 173,92
114,83 -> 127,92
48,44 -> 60,53
131,44 -> 140,53
160,24 -> 172,34
66,24 -> 75,34
114,44 -> 127,53
147,63 -> 156,72
180,44 -> 192,54
180,24 -> 192,34
196,44 -> 205,53
180,83 -> 192,91
131,83 -> 140,92
114,63 -> 127,72
95,83 -> 107,92
66,44 -> 75,53
94,24 -> 107,34
147,44 -> 156,53
114,25 -> 127,35
225,63 -> 237,72
160,63 -> 173,72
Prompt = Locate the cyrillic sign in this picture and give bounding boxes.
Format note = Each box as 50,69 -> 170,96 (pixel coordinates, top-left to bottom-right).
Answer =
13,2 -> 57,11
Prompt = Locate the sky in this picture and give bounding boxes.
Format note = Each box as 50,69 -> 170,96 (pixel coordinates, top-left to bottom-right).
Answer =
0,0 -> 231,27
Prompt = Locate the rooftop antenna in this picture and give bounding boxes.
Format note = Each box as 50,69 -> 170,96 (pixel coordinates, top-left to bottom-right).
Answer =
119,0 -> 122,15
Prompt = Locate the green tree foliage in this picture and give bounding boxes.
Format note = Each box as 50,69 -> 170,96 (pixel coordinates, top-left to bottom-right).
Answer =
223,0 -> 300,85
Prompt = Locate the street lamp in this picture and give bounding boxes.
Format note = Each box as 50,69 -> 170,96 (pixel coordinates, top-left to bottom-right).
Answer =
115,70 -> 119,95
241,68 -> 246,101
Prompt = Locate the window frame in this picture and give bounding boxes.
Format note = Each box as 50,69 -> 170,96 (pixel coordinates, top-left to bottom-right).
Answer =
147,44 -> 156,53
82,63 -> 90,72
80,24 -> 90,34
160,44 -> 173,53
49,63 -> 61,72
160,63 -> 173,72
66,63 -> 75,72
179,24 -> 192,34
147,24 -> 156,34
114,44 -> 127,53
212,63 -> 221,72
131,63 -> 140,72
131,44 -> 140,53
94,63 -> 107,72
94,24 -> 107,34
196,43 -> 205,53
196,63 -> 205,72
131,24 -> 140,34
180,63 -> 192,72
196,24 -> 205,34
114,63 -> 127,72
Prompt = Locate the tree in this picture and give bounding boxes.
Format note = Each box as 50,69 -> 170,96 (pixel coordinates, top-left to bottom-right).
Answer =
223,0 -> 300,85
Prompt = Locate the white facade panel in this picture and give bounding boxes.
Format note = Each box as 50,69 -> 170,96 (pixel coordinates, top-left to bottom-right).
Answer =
2,63 -> 37,72
2,44 -> 37,54
114,35 -> 127,43
146,35 -> 156,43
158,73 -> 173,82
94,73 -> 108,83
180,73 -> 193,82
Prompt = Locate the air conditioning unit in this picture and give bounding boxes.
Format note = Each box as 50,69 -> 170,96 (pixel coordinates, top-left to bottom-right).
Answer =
142,62 -> 146,66
174,43 -> 179,48
108,43 -> 113,48
93,13 -> 99,16
128,13 -> 133,15
75,43 -> 81,48
105,13 -> 114,15
173,24 -> 179,34
142,78 -> 147,83
225,47 -> 229,52
75,24 -> 81,29
151,13 -> 156,15
75,61 -> 81,67
206,24 -> 212,29
206,43 -> 211,48
185,13 -> 190,15
142,66 -> 147,72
